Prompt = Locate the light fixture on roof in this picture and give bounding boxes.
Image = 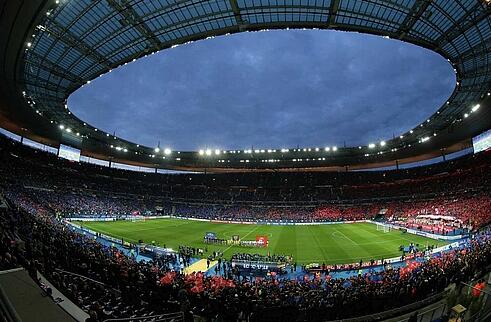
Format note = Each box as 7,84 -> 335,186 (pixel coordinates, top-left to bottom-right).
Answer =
324,147 -> 330,152
332,146 -> 338,151
368,143 -> 375,149
66,128 -> 71,133
59,124 -> 65,130
464,113 -> 469,118
154,147 -> 160,153
471,104 -> 480,112
205,149 -> 212,156
164,148 -> 171,155
198,150 -> 204,155
214,149 -> 221,155
380,141 -> 386,147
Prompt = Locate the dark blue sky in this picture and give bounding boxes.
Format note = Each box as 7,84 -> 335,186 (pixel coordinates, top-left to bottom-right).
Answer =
69,30 -> 455,151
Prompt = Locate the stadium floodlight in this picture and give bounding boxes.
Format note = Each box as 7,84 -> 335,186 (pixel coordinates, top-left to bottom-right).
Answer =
66,128 -> 72,133
472,104 -> 480,112
368,143 -> 375,148
332,146 -> 338,151
410,130 -> 414,134
205,149 -> 212,156
464,113 -> 469,118
164,148 -> 171,155
380,141 -> 386,147
324,147 -> 330,152
59,124 -> 65,130
154,147 -> 160,153
315,147 -> 319,152
198,149 -> 204,155
281,149 -> 289,153
214,149 -> 221,155
400,135 -> 404,139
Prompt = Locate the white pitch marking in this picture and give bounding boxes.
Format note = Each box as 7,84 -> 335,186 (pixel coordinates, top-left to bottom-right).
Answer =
332,229 -> 358,245
221,225 -> 261,254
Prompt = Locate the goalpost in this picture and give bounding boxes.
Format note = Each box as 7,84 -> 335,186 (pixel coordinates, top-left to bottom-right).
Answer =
376,223 -> 390,233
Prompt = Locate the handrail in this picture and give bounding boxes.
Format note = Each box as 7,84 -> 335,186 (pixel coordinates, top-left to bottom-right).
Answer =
103,311 -> 184,322
327,290 -> 448,322
54,268 -> 121,295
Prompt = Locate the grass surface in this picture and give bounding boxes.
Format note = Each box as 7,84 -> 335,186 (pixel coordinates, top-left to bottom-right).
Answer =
78,219 -> 448,264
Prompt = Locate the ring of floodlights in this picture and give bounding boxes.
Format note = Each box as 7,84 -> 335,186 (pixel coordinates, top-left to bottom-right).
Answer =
20,0 -> 491,166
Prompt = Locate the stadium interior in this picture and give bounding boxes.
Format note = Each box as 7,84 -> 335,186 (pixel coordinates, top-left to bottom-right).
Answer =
1,1 -> 491,322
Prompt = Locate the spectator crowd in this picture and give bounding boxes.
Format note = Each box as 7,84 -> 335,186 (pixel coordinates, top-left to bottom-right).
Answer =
1,197 -> 491,321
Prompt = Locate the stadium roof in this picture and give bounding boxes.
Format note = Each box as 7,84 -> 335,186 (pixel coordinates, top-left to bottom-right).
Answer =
1,0 -> 491,172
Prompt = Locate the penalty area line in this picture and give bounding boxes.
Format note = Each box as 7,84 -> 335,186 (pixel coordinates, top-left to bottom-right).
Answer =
333,229 -> 358,245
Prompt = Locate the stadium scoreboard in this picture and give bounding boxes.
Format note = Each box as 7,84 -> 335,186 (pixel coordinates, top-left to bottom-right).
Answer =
59,144 -> 81,162
473,129 -> 491,153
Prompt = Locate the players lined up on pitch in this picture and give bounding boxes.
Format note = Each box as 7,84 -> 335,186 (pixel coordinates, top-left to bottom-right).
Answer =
0,133 -> 490,232
1,193 -> 491,322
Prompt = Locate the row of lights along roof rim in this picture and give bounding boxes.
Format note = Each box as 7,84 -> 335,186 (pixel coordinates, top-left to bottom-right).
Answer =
19,0 -> 491,165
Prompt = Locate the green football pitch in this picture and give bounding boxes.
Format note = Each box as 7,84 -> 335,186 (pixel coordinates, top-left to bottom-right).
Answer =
77,219 -> 448,265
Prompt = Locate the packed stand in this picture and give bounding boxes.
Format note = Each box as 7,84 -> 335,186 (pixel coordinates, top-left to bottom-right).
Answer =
1,195 -> 491,321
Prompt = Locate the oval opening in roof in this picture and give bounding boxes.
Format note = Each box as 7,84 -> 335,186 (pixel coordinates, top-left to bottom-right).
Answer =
68,29 -> 455,151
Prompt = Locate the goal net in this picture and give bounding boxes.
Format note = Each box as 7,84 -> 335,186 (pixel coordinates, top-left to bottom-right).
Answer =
376,223 -> 390,233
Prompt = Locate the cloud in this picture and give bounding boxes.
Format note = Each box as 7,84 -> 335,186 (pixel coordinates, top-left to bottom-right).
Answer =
69,30 -> 454,150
